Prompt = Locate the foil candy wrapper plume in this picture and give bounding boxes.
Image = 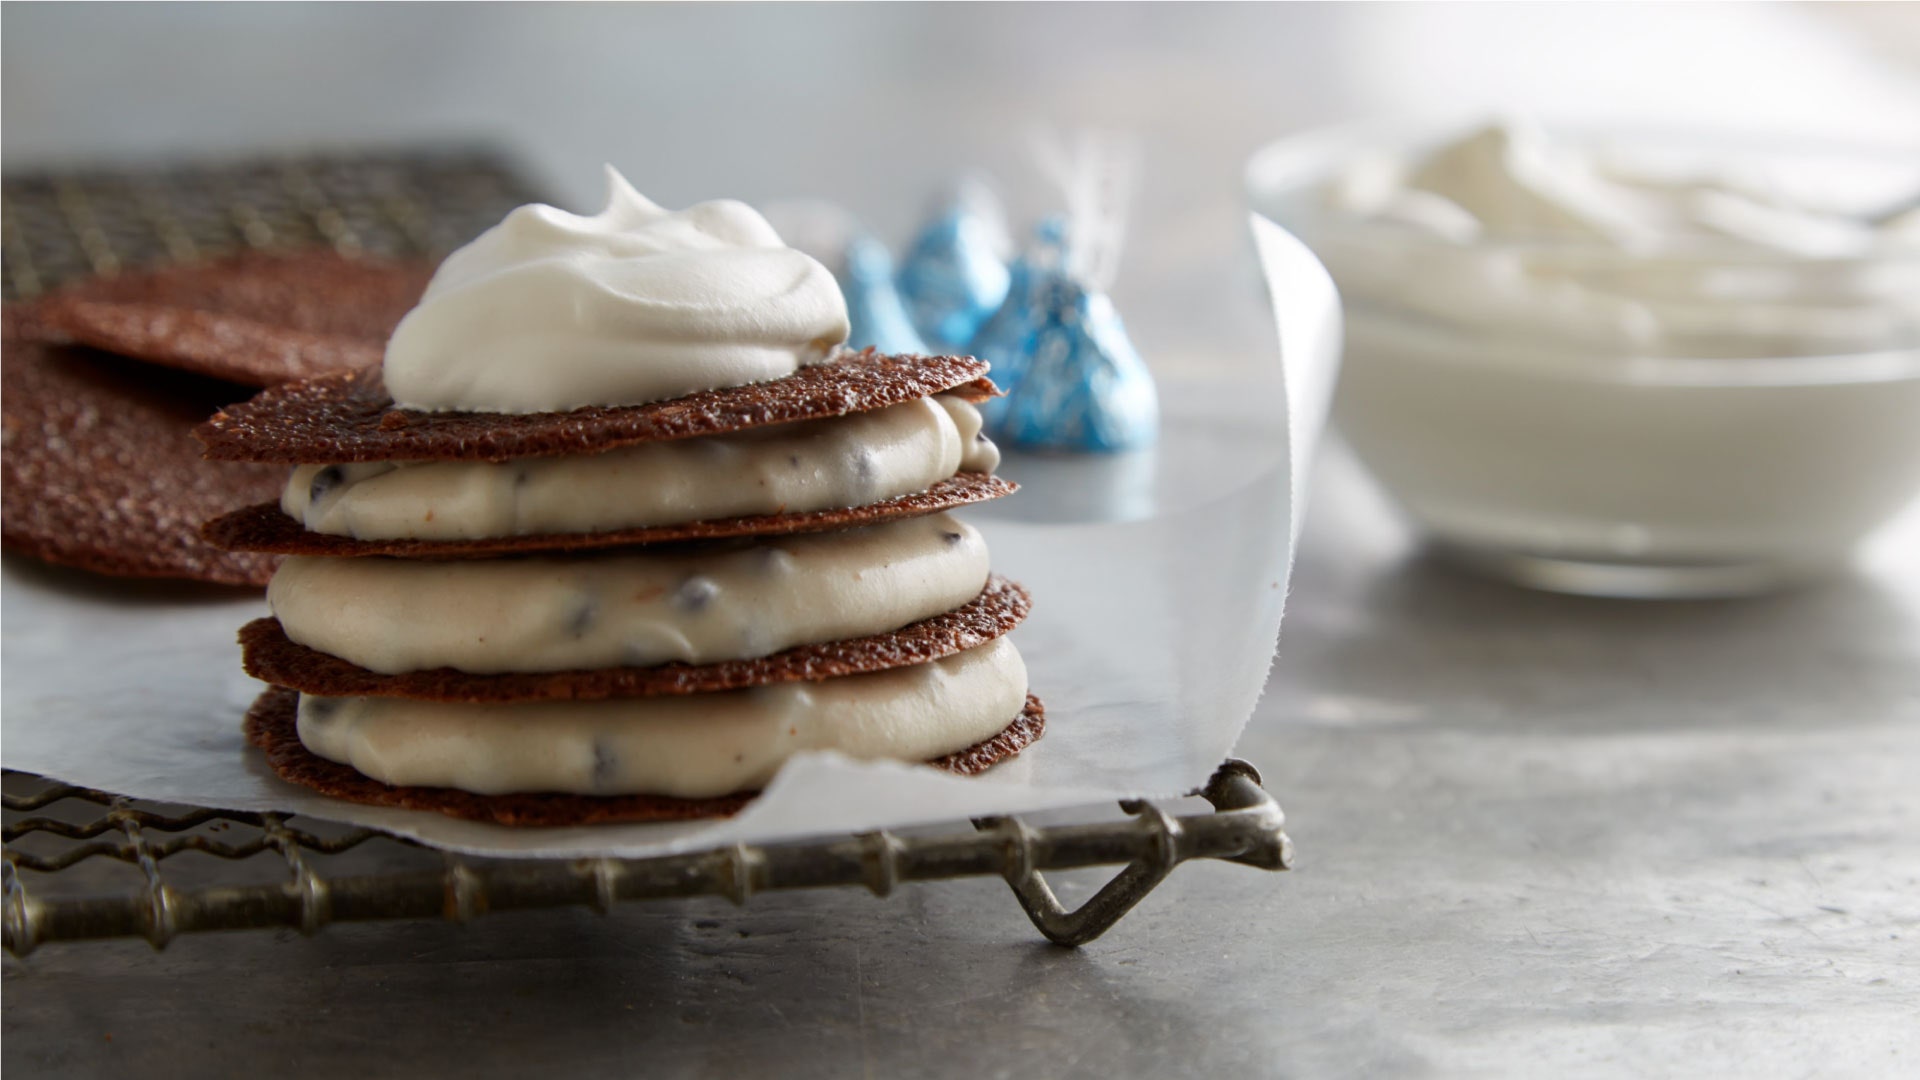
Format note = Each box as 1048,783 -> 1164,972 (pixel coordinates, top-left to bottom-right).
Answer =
963,153 -> 1158,453
895,181 -> 1012,354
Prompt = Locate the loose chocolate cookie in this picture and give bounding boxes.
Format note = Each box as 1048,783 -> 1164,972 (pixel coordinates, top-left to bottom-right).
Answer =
196,349 -> 997,464
24,251 -> 435,387
241,576 -> 1030,701
203,472 -> 1016,558
1,335 -> 283,585
244,686 -> 1047,826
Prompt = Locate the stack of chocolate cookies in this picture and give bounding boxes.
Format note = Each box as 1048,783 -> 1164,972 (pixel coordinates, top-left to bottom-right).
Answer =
197,350 -> 1045,825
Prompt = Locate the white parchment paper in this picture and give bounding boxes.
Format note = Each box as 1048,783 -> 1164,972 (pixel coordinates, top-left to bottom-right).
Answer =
0,215 -> 1338,858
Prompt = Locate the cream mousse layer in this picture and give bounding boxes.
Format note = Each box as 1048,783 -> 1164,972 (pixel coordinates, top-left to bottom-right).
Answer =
268,514 -> 988,675
280,396 -> 999,542
296,637 -> 1027,798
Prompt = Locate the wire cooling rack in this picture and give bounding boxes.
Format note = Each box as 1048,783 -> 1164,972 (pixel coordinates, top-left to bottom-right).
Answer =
2,147 -> 540,299
2,761 -> 1289,952
1,150 -> 1291,949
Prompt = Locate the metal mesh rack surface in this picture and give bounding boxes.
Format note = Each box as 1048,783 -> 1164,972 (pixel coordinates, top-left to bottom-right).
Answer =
2,147 -> 541,299
1,150 -> 1290,950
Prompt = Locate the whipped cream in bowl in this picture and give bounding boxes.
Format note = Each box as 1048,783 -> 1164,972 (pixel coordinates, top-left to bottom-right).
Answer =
384,166 -> 851,413
1249,121 -> 1920,597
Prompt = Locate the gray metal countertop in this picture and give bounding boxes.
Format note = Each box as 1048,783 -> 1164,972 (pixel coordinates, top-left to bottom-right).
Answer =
6,442 -> 1916,1078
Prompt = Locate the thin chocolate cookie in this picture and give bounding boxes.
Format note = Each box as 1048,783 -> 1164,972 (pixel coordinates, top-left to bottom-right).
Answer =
23,251 -> 435,386
241,576 -> 1030,701
203,472 -> 1016,558
196,349 -> 997,464
245,686 -> 1047,826
1,335 -> 282,585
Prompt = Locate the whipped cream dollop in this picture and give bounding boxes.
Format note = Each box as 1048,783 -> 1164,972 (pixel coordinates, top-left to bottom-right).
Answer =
384,167 -> 850,413
1325,122 -> 1920,358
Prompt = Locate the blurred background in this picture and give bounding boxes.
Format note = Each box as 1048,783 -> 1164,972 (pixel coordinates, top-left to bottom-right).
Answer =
5,2 -> 1919,586
7,2 -> 1919,369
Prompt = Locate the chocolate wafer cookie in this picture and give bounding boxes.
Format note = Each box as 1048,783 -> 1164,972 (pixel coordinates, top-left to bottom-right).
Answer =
1,334 -> 283,585
245,686 -> 1047,826
24,251 -> 434,386
196,349 -> 996,464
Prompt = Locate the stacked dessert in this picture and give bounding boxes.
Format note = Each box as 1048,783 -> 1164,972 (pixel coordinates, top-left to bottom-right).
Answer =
197,171 -> 1042,825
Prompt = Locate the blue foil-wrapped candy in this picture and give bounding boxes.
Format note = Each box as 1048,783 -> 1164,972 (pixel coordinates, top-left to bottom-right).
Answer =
997,274 -> 1158,453
971,216 -> 1067,427
896,184 -> 1011,353
840,232 -> 928,355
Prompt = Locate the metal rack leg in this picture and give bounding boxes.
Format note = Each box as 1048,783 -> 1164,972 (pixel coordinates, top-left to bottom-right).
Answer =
981,759 -> 1290,946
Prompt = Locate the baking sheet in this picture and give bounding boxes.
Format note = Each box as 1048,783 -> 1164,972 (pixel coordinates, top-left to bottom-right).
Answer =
0,215 -> 1337,858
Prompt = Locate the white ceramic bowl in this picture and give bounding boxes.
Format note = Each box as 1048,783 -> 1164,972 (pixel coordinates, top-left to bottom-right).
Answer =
1248,122 -> 1920,597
